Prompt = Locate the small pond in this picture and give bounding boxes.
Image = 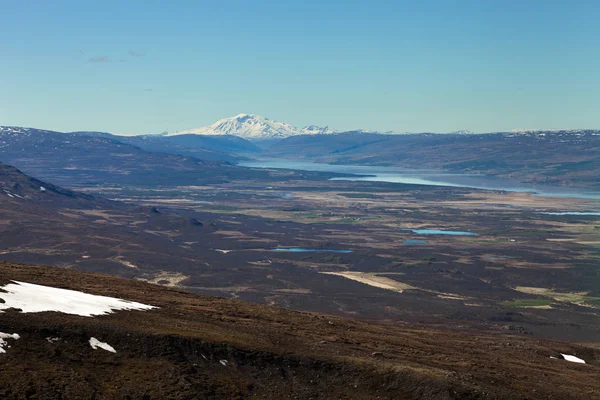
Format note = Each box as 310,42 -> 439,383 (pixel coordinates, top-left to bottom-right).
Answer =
403,240 -> 428,245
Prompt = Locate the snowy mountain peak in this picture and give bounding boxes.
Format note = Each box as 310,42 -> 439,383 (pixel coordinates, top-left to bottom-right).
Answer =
0,126 -> 31,134
300,125 -> 338,135
449,130 -> 475,135
168,115 -> 337,140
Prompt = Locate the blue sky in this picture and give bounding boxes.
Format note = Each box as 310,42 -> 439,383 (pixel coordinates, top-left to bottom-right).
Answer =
1,0 -> 599,135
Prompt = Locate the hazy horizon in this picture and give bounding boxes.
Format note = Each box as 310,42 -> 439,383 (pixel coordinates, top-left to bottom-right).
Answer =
4,113 -> 599,137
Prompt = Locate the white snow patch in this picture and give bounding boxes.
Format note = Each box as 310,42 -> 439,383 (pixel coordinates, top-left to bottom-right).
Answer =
89,337 -> 116,353
0,332 -> 20,354
39,186 -> 46,192
560,353 -> 586,364
4,190 -> 24,199
219,359 -> 228,366
0,281 -> 157,317
46,337 -> 60,344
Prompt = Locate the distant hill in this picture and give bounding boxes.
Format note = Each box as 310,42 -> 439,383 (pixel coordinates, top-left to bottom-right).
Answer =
267,130 -> 600,188
0,160 -> 269,280
5,125 -> 599,188
0,126 -> 277,188
0,161 -> 94,203
71,131 -> 259,162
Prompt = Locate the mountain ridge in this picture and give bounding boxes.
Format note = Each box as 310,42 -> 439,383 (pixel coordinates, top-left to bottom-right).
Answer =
168,114 -> 338,140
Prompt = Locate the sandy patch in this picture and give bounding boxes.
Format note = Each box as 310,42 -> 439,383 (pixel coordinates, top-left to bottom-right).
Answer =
274,288 -> 312,294
321,272 -> 414,292
513,286 -> 598,306
111,257 -> 138,269
145,272 -> 191,287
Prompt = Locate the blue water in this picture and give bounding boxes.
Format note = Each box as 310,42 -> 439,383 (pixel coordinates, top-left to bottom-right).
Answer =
403,240 -> 428,245
537,211 -> 600,216
273,248 -> 353,253
240,160 -> 600,200
410,229 -> 477,236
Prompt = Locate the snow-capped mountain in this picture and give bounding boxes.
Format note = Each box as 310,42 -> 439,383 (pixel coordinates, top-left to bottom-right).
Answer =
168,114 -> 337,140
300,125 -> 337,135
510,128 -> 595,134
449,130 -> 476,135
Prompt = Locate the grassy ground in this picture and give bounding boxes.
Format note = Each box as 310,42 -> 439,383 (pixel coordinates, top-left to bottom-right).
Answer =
499,299 -> 554,308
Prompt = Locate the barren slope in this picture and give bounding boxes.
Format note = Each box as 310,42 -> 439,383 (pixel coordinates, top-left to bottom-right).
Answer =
0,262 -> 598,399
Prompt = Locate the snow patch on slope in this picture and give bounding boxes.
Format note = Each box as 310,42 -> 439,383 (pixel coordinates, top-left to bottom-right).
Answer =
0,281 -> 156,317
89,337 -> 117,353
560,353 -> 585,364
0,332 -> 20,354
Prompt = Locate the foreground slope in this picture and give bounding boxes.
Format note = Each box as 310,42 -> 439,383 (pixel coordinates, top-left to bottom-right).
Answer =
0,262 -> 598,400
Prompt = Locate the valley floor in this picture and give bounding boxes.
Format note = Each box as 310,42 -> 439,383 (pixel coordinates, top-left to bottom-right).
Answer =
7,172 -> 597,343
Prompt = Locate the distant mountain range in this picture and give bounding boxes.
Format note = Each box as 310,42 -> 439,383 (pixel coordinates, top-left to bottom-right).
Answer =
168,114 -> 337,139
164,113 -> 600,141
0,126 -> 282,188
266,130 -> 600,188
2,124 -> 600,188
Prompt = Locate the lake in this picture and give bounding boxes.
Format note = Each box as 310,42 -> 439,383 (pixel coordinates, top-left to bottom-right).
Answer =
409,229 -> 477,236
537,212 -> 600,216
403,240 -> 428,245
241,160 -> 600,199
272,248 -> 353,253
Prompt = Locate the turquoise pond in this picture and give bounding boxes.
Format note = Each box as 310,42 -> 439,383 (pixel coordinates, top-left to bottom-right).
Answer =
272,248 -> 353,253
403,240 -> 428,245
410,229 -> 477,236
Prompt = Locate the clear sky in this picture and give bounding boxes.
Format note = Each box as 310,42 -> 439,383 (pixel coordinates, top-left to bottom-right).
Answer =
1,0 -> 599,135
